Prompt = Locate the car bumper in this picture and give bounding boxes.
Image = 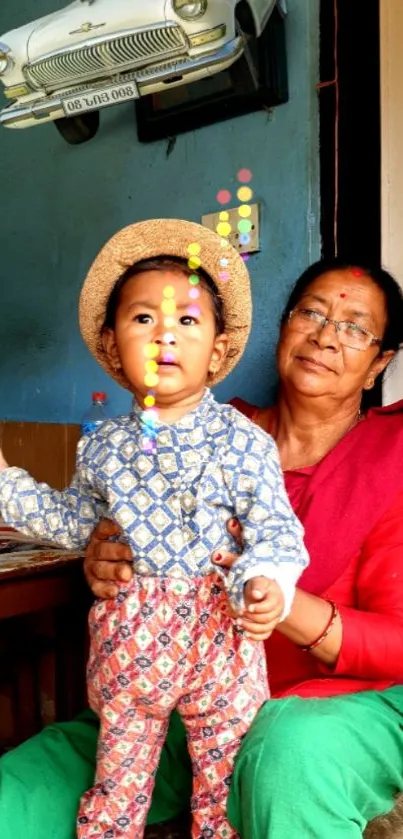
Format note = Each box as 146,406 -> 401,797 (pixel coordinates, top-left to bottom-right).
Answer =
0,37 -> 243,129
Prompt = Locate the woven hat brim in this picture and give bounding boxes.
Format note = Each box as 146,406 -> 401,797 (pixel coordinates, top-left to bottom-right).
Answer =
79,218 -> 252,390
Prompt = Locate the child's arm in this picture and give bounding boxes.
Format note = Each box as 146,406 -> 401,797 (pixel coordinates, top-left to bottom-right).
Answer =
223,424 -> 309,615
0,439 -> 108,550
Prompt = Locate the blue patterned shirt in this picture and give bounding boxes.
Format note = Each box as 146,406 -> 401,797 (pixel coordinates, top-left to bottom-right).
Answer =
0,390 -> 308,610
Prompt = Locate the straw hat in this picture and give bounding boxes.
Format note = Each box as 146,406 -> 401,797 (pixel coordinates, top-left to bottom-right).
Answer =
79,218 -> 252,390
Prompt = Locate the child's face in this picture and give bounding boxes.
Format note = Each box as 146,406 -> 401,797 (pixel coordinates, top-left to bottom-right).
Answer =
102,269 -> 228,406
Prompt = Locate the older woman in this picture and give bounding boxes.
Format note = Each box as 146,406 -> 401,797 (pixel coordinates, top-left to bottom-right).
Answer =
1,258 -> 403,839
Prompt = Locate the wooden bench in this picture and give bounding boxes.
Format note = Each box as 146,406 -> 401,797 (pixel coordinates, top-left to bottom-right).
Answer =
0,549 -> 89,750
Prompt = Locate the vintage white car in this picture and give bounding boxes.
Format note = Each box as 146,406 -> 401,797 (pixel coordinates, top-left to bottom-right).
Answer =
0,0 -> 286,144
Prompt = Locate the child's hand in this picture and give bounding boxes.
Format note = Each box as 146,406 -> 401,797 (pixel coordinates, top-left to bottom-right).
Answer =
240,578 -> 285,641
0,448 -> 8,472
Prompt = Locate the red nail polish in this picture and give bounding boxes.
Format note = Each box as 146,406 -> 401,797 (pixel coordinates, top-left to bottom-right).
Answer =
215,553 -> 222,562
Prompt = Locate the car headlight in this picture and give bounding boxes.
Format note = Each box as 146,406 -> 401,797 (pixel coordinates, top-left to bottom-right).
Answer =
173,0 -> 208,21
0,42 -> 13,75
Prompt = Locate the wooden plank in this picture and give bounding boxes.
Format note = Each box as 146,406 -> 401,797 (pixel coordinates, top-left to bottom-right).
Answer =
0,421 -> 80,488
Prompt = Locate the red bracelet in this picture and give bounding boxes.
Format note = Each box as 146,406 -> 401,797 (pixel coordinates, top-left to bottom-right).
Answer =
300,601 -> 339,652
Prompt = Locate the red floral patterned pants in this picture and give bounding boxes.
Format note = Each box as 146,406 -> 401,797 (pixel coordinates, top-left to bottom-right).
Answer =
77,574 -> 268,839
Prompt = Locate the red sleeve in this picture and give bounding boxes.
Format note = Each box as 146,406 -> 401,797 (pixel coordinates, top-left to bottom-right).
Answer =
330,489 -> 403,681
229,398 -> 257,420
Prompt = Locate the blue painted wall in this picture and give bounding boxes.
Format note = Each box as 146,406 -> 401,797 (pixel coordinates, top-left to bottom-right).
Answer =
0,0 -> 319,423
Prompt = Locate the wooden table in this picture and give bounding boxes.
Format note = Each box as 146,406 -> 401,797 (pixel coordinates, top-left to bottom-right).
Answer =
0,548 -> 91,751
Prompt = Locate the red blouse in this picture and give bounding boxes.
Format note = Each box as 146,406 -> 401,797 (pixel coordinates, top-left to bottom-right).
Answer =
232,398 -> 403,700
268,488 -> 403,698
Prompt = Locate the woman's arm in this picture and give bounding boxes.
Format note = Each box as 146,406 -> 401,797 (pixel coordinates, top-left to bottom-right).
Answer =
273,489 -> 403,677
275,591 -> 342,666
220,496 -> 403,678
321,488 -> 403,680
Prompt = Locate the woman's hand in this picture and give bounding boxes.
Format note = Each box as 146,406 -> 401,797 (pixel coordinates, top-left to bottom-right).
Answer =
212,518 -> 281,641
84,519 -> 133,599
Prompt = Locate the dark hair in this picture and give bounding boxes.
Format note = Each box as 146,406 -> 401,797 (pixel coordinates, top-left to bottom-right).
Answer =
102,256 -> 225,335
281,257 -> 403,355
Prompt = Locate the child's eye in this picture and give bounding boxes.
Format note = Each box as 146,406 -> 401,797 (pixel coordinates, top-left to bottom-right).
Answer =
133,314 -> 153,324
180,316 -> 197,326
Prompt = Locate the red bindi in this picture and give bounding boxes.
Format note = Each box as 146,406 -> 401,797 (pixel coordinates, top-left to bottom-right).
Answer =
340,293 -> 346,298
351,268 -> 364,277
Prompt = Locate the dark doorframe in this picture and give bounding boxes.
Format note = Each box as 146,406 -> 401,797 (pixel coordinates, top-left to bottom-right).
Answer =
319,0 -> 382,406
319,0 -> 381,263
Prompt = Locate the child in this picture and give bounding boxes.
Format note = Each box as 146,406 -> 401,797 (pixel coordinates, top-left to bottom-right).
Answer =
0,219 -> 308,839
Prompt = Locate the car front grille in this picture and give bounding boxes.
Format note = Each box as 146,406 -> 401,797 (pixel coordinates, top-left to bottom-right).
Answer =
24,24 -> 188,90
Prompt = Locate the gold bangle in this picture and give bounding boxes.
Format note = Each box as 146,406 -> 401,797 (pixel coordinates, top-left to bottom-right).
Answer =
300,601 -> 339,652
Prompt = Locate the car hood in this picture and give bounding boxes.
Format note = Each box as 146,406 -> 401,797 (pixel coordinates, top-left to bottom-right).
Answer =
0,21 -> 39,71
26,0 -> 171,61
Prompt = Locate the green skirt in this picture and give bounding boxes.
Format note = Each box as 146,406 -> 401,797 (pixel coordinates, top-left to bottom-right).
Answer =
0,689 -> 403,839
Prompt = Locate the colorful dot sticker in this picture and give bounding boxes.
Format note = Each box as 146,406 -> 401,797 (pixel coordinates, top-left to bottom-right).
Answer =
141,409 -> 157,426
216,189 -> 232,205
188,255 -> 201,271
237,168 -> 252,183
142,167 -> 254,454
237,186 -> 253,203
161,299 -> 176,316
143,342 -> 159,359
214,168 -> 254,264
216,221 -> 231,238
144,372 -> 159,388
238,219 -> 252,234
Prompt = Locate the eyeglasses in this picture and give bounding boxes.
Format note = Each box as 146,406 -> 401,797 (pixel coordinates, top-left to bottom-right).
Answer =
288,308 -> 382,351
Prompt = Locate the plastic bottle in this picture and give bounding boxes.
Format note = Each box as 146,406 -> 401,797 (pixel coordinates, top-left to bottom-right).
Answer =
81,392 -> 107,436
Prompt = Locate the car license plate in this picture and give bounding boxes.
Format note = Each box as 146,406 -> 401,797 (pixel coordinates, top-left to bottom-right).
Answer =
62,80 -> 138,116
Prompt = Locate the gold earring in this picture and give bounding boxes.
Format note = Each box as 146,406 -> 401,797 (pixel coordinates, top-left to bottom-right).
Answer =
365,376 -> 375,390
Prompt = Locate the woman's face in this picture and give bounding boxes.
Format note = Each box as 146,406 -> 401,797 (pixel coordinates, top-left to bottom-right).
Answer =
277,269 -> 394,403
